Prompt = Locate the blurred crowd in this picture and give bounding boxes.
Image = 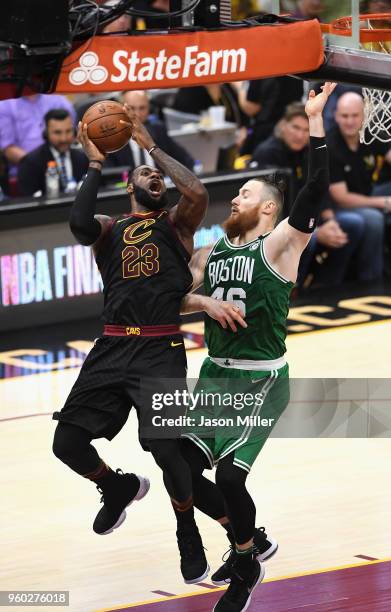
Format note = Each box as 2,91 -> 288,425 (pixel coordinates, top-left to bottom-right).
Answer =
0,0 -> 391,292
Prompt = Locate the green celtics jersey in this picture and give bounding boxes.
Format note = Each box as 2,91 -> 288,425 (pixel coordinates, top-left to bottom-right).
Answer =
204,234 -> 294,360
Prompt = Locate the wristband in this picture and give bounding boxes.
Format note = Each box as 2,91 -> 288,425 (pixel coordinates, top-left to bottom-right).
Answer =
148,145 -> 158,155
89,160 -> 103,166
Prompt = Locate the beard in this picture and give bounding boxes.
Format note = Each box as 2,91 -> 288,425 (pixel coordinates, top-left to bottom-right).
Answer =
133,185 -> 169,211
223,208 -> 260,238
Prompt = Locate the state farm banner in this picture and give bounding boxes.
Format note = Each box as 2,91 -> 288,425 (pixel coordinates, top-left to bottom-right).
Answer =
56,20 -> 323,92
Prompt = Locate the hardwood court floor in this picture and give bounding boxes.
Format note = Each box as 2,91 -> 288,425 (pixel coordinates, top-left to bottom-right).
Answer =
1,318 -> 391,612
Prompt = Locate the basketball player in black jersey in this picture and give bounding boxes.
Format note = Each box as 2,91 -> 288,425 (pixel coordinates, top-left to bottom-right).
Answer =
52,111 -> 243,584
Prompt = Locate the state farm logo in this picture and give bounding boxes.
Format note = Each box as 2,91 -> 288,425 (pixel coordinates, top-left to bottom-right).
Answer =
69,52 -> 108,86
68,46 -> 247,86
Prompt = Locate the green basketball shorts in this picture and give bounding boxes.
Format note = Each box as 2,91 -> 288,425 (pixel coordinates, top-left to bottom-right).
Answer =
182,356 -> 290,473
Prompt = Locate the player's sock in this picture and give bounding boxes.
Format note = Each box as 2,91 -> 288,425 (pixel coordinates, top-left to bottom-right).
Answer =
83,460 -> 112,484
172,495 -> 197,528
235,544 -> 254,573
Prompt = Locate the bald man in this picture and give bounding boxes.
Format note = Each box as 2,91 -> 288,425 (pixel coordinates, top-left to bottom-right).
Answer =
327,91 -> 391,281
106,90 -> 194,171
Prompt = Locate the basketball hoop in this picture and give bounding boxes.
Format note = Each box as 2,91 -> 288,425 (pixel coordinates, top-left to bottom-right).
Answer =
322,13 -> 391,144
360,82 -> 391,144
324,13 -> 391,43
359,15 -> 391,144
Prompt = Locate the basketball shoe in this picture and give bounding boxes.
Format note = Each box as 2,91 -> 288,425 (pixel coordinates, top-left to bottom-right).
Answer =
211,527 -> 277,586
213,558 -> 265,612
176,523 -> 210,584
93,470 -> 150,535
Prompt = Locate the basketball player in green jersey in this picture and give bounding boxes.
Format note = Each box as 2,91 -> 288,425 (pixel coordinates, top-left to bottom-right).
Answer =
180,82 -> 336,612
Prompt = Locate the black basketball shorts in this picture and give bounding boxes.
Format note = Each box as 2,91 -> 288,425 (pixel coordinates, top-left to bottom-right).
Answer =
52,333 -> 187,443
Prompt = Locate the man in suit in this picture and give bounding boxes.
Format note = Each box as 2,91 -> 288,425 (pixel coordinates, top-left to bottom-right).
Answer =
106,90 -> 194,171
18,109 -> 89,197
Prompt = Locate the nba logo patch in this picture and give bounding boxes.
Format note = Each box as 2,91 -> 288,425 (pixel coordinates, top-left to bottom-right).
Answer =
309,218 -> 315,229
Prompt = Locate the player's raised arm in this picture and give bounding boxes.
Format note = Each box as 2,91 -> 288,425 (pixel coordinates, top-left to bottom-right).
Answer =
264,83 -> 336,280
122,108 -> 209,253
69,122 -> 112,247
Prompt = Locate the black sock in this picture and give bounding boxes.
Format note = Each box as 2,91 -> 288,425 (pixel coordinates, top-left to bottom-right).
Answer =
84,461 -> 112,485
235,545 -> 254,574
172,496 -> 196,530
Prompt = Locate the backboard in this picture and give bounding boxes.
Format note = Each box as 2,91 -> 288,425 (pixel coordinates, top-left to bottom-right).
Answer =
272,0 -> 391,91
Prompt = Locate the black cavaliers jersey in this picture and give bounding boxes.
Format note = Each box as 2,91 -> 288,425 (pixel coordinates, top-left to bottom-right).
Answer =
95,210 -> 193,326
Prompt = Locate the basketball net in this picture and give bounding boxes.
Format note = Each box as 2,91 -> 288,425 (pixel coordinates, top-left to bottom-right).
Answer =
360,20 -> 391,144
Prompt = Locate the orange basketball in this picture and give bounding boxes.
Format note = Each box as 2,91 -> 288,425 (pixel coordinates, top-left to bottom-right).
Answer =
82,100 -> 132,154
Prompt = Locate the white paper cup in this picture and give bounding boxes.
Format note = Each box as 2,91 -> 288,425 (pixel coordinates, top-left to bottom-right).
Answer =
209,105 -> 226,126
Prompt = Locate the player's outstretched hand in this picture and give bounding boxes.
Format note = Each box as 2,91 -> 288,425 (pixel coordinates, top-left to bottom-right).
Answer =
204,298 -> 247,332
121,104 -> 155,152
78,122 -> 106,163
305,82 -> 337,117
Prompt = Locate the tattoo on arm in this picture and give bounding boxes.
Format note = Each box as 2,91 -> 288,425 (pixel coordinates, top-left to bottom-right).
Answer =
151,148 -> 206,203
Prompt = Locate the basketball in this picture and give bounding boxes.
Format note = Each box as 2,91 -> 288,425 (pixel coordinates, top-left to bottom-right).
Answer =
82,100 -> 132,154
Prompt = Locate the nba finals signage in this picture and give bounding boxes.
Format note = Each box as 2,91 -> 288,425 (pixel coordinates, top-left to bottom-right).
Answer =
56,21 -> 323,92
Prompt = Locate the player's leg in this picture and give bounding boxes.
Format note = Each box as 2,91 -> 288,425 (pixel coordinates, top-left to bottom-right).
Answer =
147,438 -> 209,584
180,435 -> 276,592
52,338 -> 149,535
136,339 -> 208,583
213,454 -> 264,612
211,366 -> 289,610
52,421 -> 148,535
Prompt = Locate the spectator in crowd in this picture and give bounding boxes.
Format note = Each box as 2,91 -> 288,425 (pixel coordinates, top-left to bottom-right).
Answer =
0,94 -> 76,175
18,109 -> 89,197
106,90 -> 194,170
252,102 -> 369,287
290,0 -> 325,20
235,77 -> 304,155
252,102 -> 310,198
361,0 -> 391,16
328,91 -> 391,280
361,0 -> 391,52
172,83 -> 245,126
297,214 -> 365,288
320,83 -> 362,132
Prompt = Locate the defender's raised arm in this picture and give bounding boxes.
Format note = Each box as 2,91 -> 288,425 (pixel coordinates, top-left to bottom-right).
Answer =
264,82 -> 337,282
